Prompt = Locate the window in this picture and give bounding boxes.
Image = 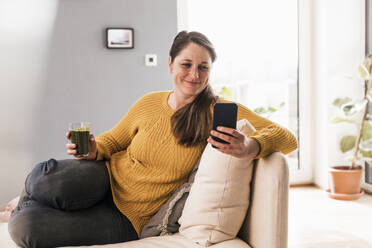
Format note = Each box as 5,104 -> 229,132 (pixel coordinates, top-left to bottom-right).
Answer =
184,0 -> 299,176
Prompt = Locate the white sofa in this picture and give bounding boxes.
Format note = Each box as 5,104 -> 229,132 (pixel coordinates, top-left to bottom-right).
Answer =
0,152 -> 289,248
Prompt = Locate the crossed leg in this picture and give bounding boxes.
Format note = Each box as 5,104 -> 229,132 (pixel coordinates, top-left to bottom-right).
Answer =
7,159 -> 137,248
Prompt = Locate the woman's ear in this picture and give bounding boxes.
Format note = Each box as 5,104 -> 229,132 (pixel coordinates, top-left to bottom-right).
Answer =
168,56 -> 173,73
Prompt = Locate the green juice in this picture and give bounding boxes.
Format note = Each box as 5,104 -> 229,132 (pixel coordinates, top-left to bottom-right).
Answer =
70,127 -> 90,156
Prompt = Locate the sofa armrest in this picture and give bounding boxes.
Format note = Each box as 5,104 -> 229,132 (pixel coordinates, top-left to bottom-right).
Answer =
238,152 -> 289,248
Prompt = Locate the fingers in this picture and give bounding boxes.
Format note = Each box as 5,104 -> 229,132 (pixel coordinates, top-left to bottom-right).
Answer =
65,143 -> 76,149
216,126 -> 240,137
208,127 -> 247,158
210,130 -> 234,144
66,143 -> 76,155
66,131 -> 76,155
207,137 -> 230,150
67,149 -> 77,155
207,136 -> 243,157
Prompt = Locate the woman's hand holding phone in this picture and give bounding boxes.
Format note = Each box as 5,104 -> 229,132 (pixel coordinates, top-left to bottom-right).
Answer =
207,127 -> 260,159
208,102 -> 260,159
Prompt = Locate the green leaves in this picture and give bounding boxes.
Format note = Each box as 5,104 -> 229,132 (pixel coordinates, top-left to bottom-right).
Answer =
341,99 -> 367,116
338,122 -> 372,154
254,102 -> 285,116
362,121 -> 372,141
339,135 -> 356,153
332,98 -> 367,117
357,64 -> 370,80
342,104 -> 354,115
332,97 -> 352,108
219,86 -> 233,100
268,106 -> 277,112
253,106 -> 278,115
254,107 -> 266,114
330,117 -> 355,124
359,149 -> 372,159
359,140 -> 372,151
332,54 -> 372,165
358,55 -> 372,80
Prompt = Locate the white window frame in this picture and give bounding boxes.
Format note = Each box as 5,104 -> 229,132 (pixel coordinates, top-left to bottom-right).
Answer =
291,0 -> 313,184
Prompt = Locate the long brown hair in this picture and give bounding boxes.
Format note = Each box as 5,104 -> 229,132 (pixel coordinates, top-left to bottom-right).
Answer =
170,31 -> 218,147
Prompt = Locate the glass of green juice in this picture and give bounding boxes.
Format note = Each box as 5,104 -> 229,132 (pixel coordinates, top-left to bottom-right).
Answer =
69,122 -> 91,157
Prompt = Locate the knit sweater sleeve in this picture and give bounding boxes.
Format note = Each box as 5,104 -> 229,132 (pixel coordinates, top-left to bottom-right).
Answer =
237,103 -> 298,159
95,95 -> 148,160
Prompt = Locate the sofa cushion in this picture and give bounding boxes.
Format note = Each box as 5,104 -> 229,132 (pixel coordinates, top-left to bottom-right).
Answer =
140,160 -> 200,238
179,119 -> 256,247
1,222 -> 251,248
0,223 -> 17,248
61,232 -> 251,248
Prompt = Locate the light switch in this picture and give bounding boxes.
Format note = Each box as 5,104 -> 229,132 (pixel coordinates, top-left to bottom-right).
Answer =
145,54 -> 157,66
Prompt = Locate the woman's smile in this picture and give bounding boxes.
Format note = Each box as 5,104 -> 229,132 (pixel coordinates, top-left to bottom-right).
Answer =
183,79 -> 200,85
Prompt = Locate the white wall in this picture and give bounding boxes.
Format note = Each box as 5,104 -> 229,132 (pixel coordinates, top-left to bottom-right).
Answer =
0,0 -> 177,206
300,0 -> 365,188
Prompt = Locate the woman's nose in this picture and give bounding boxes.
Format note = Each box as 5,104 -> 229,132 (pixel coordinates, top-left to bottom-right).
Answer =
189,67 -> 199,80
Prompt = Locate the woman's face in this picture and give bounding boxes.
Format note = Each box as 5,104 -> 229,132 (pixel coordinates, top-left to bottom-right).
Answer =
169,42 -> 212,100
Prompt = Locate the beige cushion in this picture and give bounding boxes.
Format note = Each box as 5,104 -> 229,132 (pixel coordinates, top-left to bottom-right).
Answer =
60,233 -> 251,248
179,119 -> 256,247
1,223 -> 251,248
239,152 -> 289,248
0,223 -> 17,248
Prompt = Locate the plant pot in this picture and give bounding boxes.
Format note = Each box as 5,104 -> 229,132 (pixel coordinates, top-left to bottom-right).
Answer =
328,165 -> 363,200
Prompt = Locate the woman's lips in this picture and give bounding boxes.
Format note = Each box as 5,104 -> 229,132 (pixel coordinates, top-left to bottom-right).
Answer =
184,80 -> 199,85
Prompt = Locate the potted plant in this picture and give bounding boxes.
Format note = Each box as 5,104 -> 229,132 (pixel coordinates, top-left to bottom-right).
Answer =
330,54 -> 372,200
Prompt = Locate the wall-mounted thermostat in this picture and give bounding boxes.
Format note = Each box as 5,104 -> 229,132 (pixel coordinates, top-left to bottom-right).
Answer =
145,54 -> 157,66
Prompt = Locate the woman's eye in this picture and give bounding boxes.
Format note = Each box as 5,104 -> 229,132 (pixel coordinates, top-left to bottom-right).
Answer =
199,66 -> 209,71
182,63 -> 191,68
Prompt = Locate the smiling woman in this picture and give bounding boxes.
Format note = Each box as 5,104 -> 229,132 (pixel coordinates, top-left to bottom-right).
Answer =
5,30 -> 297,247
168,31 -> 218,147
168,43 -> 212,109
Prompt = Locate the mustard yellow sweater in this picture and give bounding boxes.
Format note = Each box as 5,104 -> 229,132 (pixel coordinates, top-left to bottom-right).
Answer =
95,91 -> 298,235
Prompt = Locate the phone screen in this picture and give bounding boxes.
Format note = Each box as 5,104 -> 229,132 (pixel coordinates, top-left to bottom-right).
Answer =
212,103 -> 238,147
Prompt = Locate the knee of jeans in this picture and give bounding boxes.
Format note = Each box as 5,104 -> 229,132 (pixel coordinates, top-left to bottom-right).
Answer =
8,208 -> 43,248
26,159 -> 58,190
26,159 -> 67,207
26,159 -> 61,196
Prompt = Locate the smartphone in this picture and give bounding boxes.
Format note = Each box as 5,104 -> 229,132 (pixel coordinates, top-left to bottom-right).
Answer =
212,102 -> 238,148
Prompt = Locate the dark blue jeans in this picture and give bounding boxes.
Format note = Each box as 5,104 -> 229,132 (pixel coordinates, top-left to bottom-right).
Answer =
8,159 -> 138,248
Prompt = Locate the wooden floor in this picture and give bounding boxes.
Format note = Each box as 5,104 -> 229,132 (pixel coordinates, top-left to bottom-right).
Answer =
288,186 -> 372,248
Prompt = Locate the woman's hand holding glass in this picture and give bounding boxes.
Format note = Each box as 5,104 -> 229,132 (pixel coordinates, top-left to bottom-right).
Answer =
66,131 -> 98,160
